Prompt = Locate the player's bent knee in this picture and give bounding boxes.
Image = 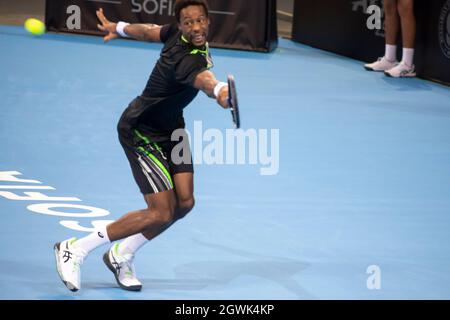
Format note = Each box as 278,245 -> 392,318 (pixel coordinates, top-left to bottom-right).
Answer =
155,212 -> 174,227
144,206 -> 175,228
176,197 -> 195,220
183,197 -> 195,212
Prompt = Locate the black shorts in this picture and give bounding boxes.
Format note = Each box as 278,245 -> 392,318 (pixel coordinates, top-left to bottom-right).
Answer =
119,129 -> 193,195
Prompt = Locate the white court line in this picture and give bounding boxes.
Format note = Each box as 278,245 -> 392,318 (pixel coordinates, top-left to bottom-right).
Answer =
0,186 -> 55,190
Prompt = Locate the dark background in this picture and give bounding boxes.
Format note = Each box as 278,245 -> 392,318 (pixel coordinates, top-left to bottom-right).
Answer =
292,0 -> 450,85
0,0 -> 294,38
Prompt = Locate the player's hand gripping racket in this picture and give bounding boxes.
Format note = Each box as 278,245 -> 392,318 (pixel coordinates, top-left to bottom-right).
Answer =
227,75 -> 240,129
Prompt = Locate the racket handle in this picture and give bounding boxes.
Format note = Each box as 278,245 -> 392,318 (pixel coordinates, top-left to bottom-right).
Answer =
227,97 -> 233,110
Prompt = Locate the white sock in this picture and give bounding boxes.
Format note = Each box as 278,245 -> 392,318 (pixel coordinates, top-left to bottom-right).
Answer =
118,233 -> 148,256
385,44 -> 397,62
402,48 -> 415,67
74,224 -> 111,254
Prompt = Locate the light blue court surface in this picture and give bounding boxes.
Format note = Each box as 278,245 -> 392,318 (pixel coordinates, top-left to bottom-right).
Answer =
1,25 -> 450,300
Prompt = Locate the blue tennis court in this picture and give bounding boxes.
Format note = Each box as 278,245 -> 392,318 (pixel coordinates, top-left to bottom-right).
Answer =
1,24 -> 450,300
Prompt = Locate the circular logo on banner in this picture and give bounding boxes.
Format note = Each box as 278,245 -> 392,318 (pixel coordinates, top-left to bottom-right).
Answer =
439,0 -> 450,59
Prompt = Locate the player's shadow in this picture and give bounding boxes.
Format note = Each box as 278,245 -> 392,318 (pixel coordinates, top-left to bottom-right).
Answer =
140,239 -> 315,299
381,75 -> 433,92
369,77 -> 450,118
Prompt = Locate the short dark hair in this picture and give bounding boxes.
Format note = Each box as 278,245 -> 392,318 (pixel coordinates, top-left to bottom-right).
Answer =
174,0 -> 209,22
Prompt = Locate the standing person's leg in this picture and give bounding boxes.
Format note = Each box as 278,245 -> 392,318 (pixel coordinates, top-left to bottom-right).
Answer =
385,0 -> 416,77
365,0 -> 400,71
384,0 -> 400,60
398,0 -> 416,66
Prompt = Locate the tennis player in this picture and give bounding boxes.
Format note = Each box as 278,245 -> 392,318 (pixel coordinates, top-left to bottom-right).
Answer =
54,0 -> 230,292
365,0 -> 416,77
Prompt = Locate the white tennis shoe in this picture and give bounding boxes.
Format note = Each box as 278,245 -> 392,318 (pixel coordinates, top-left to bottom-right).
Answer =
384,61 -> 416,78
364,56 -> 399,72
103,243 -> 142,291
54,237 -> 87,292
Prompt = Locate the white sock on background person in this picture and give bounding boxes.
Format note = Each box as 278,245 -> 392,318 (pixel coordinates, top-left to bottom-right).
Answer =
385,44 -> 397,62
402,48 -> 415,67
74,224 -> 111,254
117,233 -> 148,256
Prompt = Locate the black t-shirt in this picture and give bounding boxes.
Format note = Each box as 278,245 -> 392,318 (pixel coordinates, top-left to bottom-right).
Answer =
118,23 -> 213,141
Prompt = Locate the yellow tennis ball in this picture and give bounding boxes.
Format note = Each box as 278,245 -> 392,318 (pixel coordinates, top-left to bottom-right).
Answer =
24,18 -> 46,36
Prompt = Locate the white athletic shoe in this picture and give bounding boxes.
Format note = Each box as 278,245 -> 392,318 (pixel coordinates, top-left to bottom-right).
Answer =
384,61 -> 416,78
54,237 -> 87,292
364,57 -> 399,72
103,243 -> 142,291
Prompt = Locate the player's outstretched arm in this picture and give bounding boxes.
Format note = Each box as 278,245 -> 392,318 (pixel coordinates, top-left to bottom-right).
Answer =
194,70 -> 229,109
96,8 -> 162,43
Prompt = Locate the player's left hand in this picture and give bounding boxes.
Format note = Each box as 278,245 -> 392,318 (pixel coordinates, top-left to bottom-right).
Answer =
96,8 -> 119,43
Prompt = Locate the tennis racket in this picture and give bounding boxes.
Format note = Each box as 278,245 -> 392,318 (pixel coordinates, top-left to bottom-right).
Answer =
227,75 -> 240,129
